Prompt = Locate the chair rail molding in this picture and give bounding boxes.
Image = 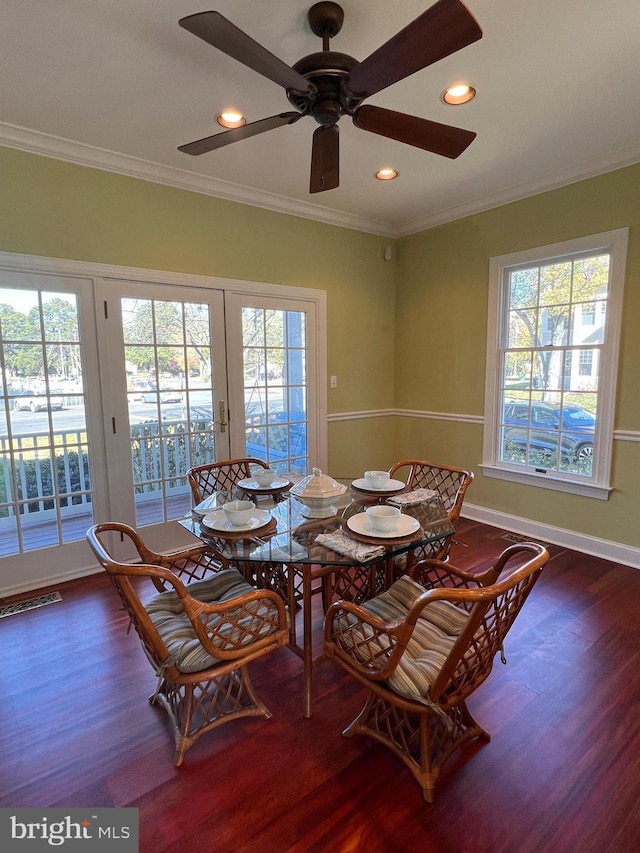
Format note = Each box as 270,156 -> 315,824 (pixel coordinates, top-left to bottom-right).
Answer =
328,408 -> 640,441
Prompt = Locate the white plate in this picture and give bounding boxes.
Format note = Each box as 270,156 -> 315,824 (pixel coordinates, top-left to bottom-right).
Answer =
201,508 -> 272,532
346,512 -> 420,539
237,477 -> 290,490
351,478 -> 406,493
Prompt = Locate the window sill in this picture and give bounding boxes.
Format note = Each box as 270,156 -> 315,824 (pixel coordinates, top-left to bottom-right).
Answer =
480,464 -> 612,500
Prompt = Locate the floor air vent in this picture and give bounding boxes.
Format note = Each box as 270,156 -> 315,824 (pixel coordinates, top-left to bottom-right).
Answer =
0,591 -> 62,619
502,532 -> 548,548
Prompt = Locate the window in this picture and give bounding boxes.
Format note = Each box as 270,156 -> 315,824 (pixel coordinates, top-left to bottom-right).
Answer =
579,350 -> 593,377
482,229 -> 628,499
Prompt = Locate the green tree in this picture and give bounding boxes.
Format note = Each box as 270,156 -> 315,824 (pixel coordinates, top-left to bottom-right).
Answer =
508,255 -> 608,393
0,303 -> 40,379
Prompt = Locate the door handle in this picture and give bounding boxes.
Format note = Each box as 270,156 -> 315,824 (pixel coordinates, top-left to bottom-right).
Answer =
217,399 -> 227,433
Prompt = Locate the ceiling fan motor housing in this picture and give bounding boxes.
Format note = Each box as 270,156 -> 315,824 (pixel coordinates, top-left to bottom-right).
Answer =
288,51 -> 361,126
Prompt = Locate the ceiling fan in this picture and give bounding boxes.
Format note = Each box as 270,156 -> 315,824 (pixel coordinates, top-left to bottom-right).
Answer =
178,0 -> 482,193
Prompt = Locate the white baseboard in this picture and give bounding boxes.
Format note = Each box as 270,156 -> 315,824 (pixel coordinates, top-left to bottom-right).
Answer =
2,564 -> 103,599
462,502 -> 640,569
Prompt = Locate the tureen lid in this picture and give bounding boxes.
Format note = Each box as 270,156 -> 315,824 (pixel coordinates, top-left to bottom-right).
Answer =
290,467 -> 347,498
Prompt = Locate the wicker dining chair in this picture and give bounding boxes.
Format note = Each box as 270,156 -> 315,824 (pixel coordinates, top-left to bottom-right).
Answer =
187,457 -> 269,504
388,459 -> 474,563
325,542 -> 549,802
86,522 -> 289,766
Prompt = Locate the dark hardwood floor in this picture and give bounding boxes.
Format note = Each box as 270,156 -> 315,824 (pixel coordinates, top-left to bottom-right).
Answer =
2,518 -> 640,853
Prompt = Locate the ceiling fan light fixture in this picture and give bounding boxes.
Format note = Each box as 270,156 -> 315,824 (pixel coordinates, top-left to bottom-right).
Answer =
441,83 -> 476,105
375,168 -> 399,181
216,110 -> 247,128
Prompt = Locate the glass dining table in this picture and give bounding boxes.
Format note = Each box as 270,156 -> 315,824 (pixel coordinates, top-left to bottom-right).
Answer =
180,486 -> 455,717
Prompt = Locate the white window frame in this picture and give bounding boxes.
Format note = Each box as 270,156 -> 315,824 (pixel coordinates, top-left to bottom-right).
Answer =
481,228 -> 628,500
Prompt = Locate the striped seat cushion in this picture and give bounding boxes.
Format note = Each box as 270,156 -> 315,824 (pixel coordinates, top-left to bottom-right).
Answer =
145,568 -> 275,673
358,575 -> 470,705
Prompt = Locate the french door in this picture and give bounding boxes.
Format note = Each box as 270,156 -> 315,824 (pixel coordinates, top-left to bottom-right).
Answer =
103,282 -> 315,550
0,255 -> 323,591
0,272 -> 108,591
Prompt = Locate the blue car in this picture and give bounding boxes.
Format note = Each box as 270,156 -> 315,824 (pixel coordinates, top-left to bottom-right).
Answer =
502,401 -> 595,463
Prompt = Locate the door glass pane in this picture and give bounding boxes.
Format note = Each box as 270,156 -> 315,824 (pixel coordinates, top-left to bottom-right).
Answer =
0,289 -> 90,555
242,307 -> 308,474
122,297 -> 216,526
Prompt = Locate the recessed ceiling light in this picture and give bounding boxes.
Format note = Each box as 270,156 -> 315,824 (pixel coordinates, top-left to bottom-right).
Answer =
216,110 -> 246,128
375,168 -> 399,181
441,84 -> 476,105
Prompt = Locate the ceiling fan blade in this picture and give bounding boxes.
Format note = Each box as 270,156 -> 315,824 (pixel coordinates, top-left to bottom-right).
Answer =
310,125 -> 339,193
346,0 -> 482,99
179,12 -> 313,95
178,112 -> 301,156
353,105 -> 476,158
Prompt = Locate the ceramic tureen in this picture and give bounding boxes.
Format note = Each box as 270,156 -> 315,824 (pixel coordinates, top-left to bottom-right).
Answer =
289,467 -> 347,517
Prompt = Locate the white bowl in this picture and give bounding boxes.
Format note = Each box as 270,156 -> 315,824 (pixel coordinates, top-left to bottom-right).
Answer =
364,470 -> 391,489
365,504 -> 401,533
253,468 -> 277,487
222,499 -> 255,526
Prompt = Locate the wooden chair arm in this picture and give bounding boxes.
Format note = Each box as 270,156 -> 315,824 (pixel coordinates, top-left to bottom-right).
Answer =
324,599 -> 413,681
325,582 -> 514,682
408,542 -> 542,591
89,522 -> 228,591
177,585 -> 289,660
111,559 -> 288,661
326,543 -> 548,691
405,544 -> 549,625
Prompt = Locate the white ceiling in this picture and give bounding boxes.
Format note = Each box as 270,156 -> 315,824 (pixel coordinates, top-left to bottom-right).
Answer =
2,0 -> 639,237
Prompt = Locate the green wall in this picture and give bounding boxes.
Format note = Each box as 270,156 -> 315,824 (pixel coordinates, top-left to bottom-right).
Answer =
1,144 -> 639,549
0,144 -> 397,478
396,163 -> 640,546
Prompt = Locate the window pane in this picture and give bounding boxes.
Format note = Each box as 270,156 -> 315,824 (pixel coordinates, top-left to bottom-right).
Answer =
122,296 -> 215,526
0,288 -> 91,555
242,307 -> 308,474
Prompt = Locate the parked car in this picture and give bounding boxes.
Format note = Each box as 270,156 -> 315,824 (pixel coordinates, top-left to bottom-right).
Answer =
11,389 -> 63,412
503,400 -> 595,462
130,380 -> 182,404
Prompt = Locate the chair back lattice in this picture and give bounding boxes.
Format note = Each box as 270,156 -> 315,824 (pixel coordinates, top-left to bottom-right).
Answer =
430,545 -> 545,706
389,459 -> 474,562
86,524 -> 179,674
389,459 -> 473,522
187,458 -> 268,504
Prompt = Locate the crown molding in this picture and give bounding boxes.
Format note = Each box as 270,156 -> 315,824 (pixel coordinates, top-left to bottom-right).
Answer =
398,144 -> 640,236
1,121 -> 638,240
0,122 -> 396,238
